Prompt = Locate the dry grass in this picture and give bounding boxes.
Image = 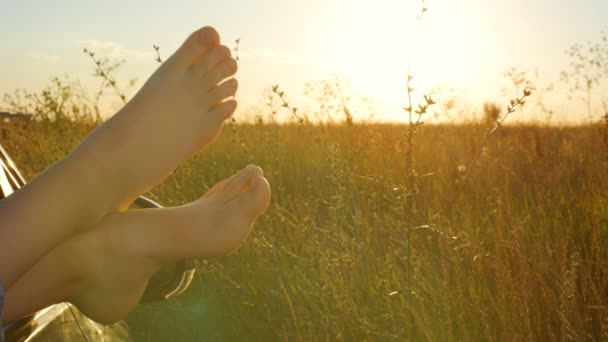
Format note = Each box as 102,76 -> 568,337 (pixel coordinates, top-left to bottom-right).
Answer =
2,117 -> 607,341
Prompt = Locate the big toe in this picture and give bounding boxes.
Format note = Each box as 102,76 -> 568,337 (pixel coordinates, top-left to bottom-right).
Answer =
175,26 -> 220,66
236,176 -> 271,220
218,165 -> 264,201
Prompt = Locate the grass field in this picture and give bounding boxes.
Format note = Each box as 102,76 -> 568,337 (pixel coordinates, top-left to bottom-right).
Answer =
2,115 -> 607,341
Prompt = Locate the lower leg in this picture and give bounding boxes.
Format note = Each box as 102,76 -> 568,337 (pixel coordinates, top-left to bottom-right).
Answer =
0,154 -> 117,287
1,229 -> 118,323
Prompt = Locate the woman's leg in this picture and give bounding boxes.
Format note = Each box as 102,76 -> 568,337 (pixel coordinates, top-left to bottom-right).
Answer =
0,25 -> 239,288
2,166 -> 270,324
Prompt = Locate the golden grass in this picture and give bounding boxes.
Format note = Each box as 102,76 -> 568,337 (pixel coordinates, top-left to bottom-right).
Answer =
2,118 -> 607,341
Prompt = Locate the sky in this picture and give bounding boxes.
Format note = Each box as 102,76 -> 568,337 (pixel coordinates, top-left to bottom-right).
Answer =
0,0 -> 607,123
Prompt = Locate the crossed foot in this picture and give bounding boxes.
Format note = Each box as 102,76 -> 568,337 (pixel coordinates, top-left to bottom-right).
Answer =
79,26 -> 242,206
2,27 -> 270,324
4,165 -> 270,324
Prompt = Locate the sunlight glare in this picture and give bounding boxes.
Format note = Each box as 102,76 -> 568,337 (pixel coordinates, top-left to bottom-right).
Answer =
327,0 -> 484,121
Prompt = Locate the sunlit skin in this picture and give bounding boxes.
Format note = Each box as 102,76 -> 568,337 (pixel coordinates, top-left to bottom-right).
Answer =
0,26 -> 270,324
81,26 -> 241,209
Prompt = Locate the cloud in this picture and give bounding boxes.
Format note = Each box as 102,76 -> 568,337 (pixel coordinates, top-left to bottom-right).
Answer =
79,39 -> 154,60
240,47 -> 334,66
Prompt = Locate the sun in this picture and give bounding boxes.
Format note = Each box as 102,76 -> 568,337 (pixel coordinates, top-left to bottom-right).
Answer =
324,0 -> 484,121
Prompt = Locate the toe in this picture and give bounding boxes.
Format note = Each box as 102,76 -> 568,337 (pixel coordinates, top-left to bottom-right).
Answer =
194,45 -> 231,76
208,78 -> 238,105
237,176 -> 271,220
203,58 -> 238,90
209,99 -> 237,121
175,26 -> 220,66
218,165 -> 263,202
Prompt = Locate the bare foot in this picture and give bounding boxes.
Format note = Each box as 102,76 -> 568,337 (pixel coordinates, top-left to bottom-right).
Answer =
67,166 -> 270,323
0,26 -> 242,297
77,26 -> 239,206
